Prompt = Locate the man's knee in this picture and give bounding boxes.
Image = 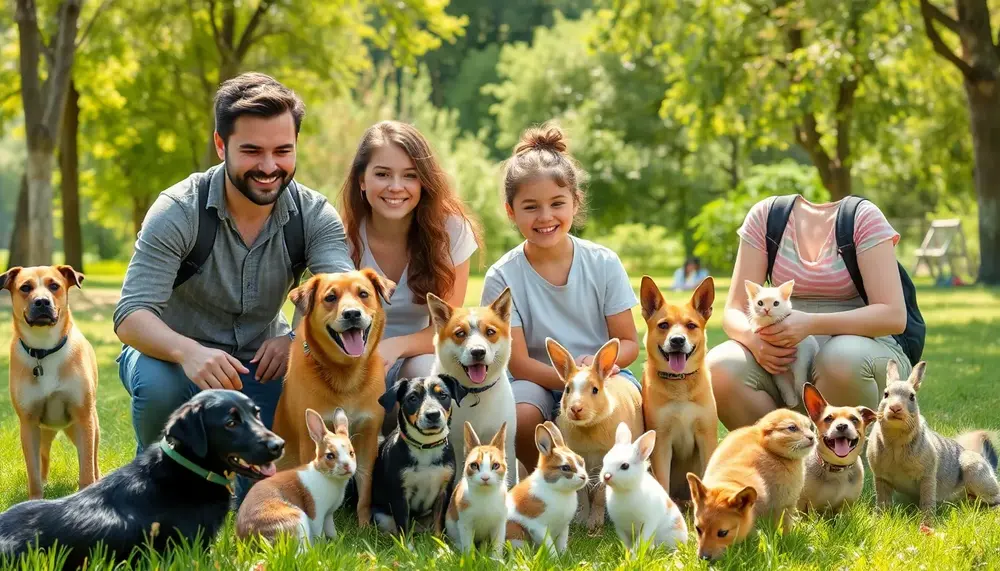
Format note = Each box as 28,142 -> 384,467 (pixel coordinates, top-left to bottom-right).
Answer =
516,403 -> 544,432
122,351 -> 197,444
707,341 -> 752,400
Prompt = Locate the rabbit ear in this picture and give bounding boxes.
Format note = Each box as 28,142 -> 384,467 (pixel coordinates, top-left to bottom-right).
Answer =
615,422 -> 631,445
634,430 -> 656,462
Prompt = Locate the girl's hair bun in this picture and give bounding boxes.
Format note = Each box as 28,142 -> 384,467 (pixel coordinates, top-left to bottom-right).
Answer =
514,124 -> 568,156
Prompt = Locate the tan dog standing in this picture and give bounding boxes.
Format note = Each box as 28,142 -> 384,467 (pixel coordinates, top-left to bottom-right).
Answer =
272,269 -> 394,527
2,265 -> 100,500
639,275 -> 719,503
799,382 -> 876,513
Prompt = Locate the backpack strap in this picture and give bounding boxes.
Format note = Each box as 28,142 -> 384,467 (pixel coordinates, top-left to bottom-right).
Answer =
173,168 -> 220,289
284,183 -> 307,288
765,195 -> 798,285
835,195 -> 869,304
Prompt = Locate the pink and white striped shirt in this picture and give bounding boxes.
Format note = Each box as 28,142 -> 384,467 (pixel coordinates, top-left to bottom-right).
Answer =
738,196 -> 900,300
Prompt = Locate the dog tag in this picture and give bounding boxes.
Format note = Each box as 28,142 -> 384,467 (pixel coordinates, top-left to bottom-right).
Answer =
32,364 -> 43,377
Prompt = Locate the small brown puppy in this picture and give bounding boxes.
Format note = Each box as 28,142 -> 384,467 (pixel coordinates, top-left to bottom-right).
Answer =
639,275 -> 719,503
798,383 -> 876,513
2,265 -> 100,500
272,269 -> 394,528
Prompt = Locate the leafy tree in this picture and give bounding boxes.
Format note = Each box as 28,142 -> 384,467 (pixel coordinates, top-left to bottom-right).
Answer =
601,0 -> 923,201
917,0 -> 1000,284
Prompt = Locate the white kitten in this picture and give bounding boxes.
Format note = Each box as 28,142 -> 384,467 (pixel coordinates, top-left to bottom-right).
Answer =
745,279 -> 820,408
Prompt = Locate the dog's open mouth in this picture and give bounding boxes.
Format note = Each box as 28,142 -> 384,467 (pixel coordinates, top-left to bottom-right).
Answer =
228,455 -> 278,479
658,345 -> 695,374
824,437 -> 859,458
328,324 -> 371,357
463,364 -> 489,384
25,313 -> 58,326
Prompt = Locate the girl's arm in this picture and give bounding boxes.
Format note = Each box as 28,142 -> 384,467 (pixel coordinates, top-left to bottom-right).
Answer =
724,239 -> 797,374
508,327 -> 566,391
378,259 -> 471,367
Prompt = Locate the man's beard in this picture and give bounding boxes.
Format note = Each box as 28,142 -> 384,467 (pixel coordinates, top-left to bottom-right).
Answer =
224,151 -> 295,206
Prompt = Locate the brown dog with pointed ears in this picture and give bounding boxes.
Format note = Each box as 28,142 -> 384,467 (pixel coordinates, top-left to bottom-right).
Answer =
3,265 -> 100,500
638,275 -> 719,503
271,269 -> 395,527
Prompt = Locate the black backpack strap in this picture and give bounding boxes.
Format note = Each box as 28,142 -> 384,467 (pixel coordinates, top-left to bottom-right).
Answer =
835,195 -> 868,304
765,195 -> 798,285
173,168 -> 220,289
283,182 -> 307,288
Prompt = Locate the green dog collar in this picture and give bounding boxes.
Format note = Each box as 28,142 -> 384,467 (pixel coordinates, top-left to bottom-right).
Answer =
157,439 -> 235,493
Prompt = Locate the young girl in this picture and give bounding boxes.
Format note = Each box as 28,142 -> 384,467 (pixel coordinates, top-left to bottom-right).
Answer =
707,195 -> 910,430
339,121 -> 483,397
480,123 -> 640,471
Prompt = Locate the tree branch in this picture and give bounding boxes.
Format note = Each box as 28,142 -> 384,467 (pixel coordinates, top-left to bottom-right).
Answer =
15,0 -> 44,131
76,0 -> 114,50
40,0 -> 83,136
204,0 -> 227,57
920,0 -> 975,78
234,0 -> 274,61
794,114 -> 835,190
921,0 -> 960,34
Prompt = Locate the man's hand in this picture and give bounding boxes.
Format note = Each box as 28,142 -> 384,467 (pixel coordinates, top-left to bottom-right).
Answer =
251,335 -> 292,382
378,338 -> 405,375
180,345 -> 249,390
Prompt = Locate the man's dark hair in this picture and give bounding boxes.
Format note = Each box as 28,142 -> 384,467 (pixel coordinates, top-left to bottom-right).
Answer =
214,72 -> 305,143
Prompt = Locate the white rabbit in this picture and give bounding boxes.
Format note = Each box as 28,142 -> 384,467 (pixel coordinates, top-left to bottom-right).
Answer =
602,422 -> 688,553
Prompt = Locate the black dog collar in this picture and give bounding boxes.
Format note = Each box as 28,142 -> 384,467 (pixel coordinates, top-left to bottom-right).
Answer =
20,336 -> 69,378
464,379 -> 498,407
817,450 -> 850,473
657,369 -> 699,380
398,416 -> 449,450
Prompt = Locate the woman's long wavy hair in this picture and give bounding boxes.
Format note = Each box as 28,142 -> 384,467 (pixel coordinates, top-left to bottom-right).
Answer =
339,121 -> 483,305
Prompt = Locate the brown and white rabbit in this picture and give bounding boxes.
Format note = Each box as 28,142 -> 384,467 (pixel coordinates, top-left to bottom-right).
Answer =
236,408 -> 356,547
446,422 -> 509,555
506,421 -> 589,557
547,337 -> 643,534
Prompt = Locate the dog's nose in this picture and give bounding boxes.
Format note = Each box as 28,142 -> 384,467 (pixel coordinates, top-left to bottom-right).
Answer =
668,336 -> 686,348
470,348 -> 486,360
700,553 -> 712,561
342,308 -> 362,321
837,422 -> 848,432
32,298 -> 51,308
425,409 -> 442,422
267,438 -> 285,456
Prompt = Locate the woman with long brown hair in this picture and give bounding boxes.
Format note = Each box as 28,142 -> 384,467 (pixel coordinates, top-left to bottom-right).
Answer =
339,121 -> 483,394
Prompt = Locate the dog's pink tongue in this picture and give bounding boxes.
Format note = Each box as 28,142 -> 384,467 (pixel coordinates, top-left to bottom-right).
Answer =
341,329 -> 365,356
668,353 -> 687,373
259,462 -> 277,477
833,438 -> 852,457
467,364 -> 488,384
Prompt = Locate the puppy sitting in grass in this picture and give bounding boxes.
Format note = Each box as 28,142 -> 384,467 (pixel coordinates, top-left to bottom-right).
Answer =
867,360 -> 1000,528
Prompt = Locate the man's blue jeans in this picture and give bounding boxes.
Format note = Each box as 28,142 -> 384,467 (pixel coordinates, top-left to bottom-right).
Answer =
116,345 -> 283,504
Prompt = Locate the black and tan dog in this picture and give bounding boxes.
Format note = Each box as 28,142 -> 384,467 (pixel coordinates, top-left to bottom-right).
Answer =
0,390 -> 284,569
371,374 -> 468,537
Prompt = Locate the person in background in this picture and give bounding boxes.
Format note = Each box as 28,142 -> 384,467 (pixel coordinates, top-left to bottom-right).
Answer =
672,256 -> 709,291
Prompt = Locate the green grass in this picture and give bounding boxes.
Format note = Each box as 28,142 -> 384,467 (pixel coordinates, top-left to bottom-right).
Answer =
2,276 -> 1000,570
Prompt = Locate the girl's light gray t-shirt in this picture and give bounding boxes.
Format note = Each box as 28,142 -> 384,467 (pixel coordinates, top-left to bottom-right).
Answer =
355,215 -> 478,340
480,235 -> 638,365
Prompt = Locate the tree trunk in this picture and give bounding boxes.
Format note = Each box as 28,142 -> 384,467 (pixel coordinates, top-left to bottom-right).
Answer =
60,80 -> 83,272
6,174 -> 29,269
26,143 -> 56,266
132,195 -> 152,239
827,166 -> 851,201
967,84 -> 1000,284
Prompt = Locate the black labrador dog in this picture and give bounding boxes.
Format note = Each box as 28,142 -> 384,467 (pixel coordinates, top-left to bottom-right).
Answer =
371,374 -> 467,537
0,390 -> 284,569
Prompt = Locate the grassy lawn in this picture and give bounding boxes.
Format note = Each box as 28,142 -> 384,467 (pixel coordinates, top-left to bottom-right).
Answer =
1,274 -> 999,569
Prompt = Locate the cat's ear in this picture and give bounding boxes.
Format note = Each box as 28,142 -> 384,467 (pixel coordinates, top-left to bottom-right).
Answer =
744,280 -> 762,300
777,279 -> 795,299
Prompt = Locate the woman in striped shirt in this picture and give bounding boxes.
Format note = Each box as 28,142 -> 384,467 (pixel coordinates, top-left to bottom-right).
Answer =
707,195 -> 910,429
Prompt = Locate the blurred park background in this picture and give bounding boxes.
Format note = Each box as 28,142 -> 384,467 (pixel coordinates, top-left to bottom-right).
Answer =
1,0 -> 997,285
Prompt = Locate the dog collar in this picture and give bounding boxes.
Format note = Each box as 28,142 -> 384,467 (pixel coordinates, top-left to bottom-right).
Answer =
657,369 -> 699,380
20,336 -> 69,377
398,421 -> 449,450
157,439 -> 236,493
464,379 -> 498,407
816,450 -> 850,473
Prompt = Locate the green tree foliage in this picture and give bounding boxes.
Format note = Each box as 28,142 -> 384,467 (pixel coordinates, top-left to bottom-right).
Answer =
601,0 -> 924,201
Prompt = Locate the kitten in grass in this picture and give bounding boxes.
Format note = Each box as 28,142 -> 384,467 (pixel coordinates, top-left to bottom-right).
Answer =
745,280 -> 820,408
